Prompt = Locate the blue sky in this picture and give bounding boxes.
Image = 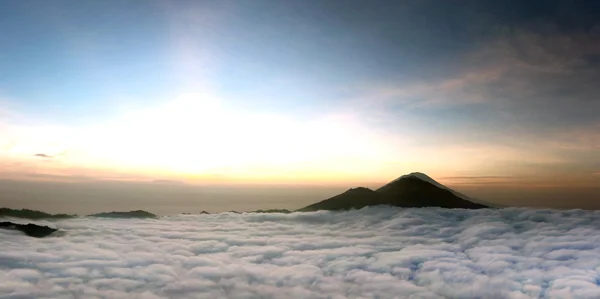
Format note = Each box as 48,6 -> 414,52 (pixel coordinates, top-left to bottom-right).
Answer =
0,0 -> 599,196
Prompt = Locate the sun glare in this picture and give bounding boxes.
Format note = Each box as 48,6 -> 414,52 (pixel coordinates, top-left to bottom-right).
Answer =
53,92 -> 395,182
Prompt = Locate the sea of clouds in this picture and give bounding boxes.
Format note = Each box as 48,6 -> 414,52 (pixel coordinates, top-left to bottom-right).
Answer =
2,207 -> 600,298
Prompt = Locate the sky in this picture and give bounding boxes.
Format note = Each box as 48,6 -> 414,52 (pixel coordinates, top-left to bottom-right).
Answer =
1,0 -> 599,209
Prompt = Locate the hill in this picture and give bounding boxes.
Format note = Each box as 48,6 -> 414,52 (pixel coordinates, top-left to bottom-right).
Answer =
87,210 -> 157,218
0,208 -> 77,220
0,221 -> 58,238
382,172 -> 494,207
299,187 -> 382,212
298,173 -> 488,211
249,209 -> 291,214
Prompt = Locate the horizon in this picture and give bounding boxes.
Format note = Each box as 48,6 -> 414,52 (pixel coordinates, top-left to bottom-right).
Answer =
2,171 -> 600,215
1,0 -> 599,210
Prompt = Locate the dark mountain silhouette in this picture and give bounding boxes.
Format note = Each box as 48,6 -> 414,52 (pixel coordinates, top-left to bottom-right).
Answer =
0,221 -> 58,238
0,208 -> 76,220
380,172 -> 495,207
299,187 -> 382,212
87,210 -> 157,218
299,172 -> 488,211
182,210 -> 210,215
249,209 -> 291,214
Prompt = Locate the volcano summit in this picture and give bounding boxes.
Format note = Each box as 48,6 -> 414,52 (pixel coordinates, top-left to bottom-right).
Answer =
299,172 -> 489,211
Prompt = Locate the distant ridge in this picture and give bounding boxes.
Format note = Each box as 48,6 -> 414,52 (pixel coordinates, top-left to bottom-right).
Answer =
299,172 -> 488,211
182,210 -> 210,215
249,209 -> 291,214
87,210 -> 157,218
0,208 -> 76,220
298,187 -> 382,212
2,174 -> 492,217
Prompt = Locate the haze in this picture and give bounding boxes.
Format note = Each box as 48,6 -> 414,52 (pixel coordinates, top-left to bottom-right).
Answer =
1,0 -> 599,211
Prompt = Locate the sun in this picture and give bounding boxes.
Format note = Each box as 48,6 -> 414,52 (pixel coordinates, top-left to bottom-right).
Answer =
5,92 -> 402,183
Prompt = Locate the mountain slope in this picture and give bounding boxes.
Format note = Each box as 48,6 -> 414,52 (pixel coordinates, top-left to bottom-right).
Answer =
87,210 -> 157,218
376,176 -> 488,209
298,173 -> 489,211
0,208 -> 76,220
299,187 -> 382,212
386,172 -> 495,207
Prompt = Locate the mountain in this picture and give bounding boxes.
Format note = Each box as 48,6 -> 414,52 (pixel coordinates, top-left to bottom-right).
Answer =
299,173 -> 488,211
0,208 -> 77,220
249,209 -> 292,214
182,211 -> 210,215
299,187 -> 382,212
384,172 -> 495,207
0,221 -> 58,238
87,210 -> 157,218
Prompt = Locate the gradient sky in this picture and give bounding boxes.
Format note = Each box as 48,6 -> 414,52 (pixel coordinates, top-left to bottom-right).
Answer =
1,0 -> 599,208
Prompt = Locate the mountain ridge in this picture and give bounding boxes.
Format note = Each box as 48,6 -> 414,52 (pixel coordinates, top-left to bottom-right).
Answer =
299,172 -> 489,211
380,172 -> 495,207
0,174 -> 491,217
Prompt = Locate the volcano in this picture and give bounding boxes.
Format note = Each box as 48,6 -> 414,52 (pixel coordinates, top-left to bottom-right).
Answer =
299,172 -> 489,211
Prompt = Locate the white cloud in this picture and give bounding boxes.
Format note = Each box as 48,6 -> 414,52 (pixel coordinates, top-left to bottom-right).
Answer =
3,207 -> 600,298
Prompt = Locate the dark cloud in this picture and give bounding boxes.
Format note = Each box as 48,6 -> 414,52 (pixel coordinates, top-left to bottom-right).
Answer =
34,149 -> 71,159
33,151 -> 70,160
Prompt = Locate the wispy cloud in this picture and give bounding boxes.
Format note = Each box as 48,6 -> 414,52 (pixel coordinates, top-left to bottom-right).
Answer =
361,26 -> 600,112
339,26 -> 600,183
33,151 -> 69,159
360,65 -> 505,108
440,175 -> 531,187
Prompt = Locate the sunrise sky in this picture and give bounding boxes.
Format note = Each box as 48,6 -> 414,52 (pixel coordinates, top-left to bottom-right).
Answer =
1,0 -> 599,208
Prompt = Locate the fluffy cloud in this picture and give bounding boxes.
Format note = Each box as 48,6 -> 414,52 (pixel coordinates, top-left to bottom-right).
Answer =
2,207 -> 600,298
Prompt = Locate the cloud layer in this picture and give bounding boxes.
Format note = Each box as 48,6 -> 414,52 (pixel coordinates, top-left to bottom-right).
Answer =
2,207 -> 600,298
